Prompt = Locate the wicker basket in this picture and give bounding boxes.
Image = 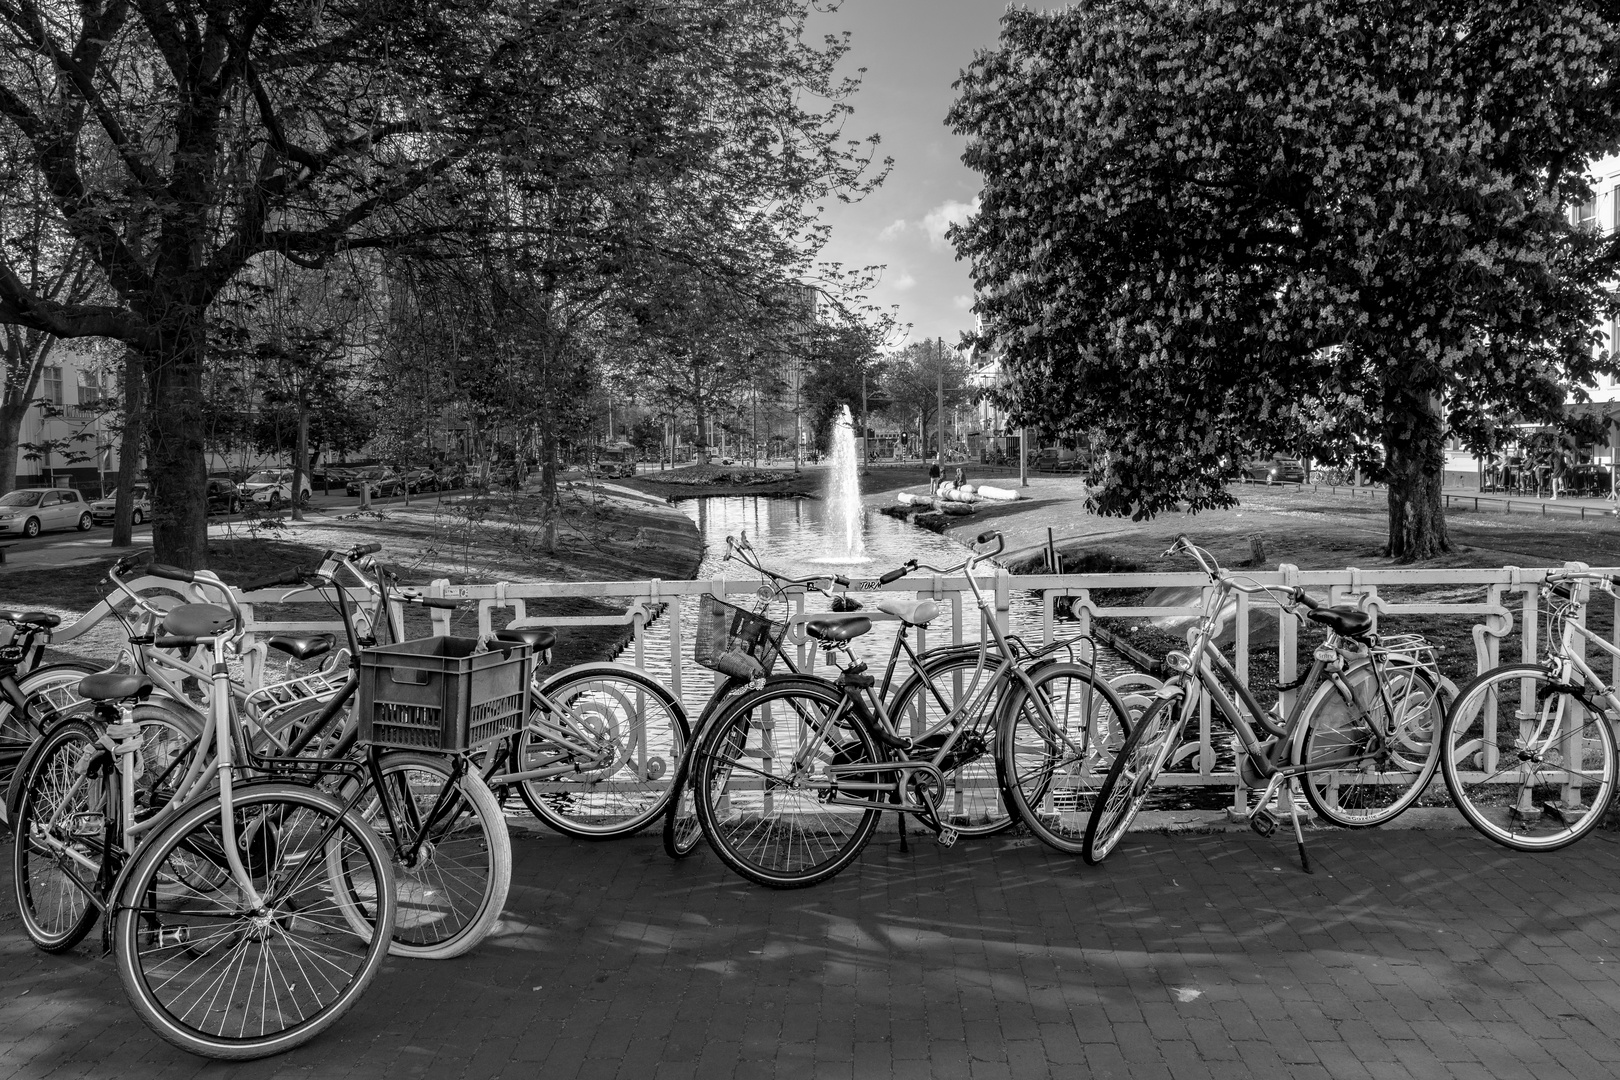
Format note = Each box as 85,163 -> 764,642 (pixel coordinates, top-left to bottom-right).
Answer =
692,594 -> 781,675
357,636 -> 532,752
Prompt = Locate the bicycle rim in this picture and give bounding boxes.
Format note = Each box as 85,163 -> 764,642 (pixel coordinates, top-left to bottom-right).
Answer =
0,662 -> 97,800
1298,662 -> 1442,827
889,653 -> 1018,836
12,720 -> 106,952
516,669 -> 689,838
694,680 -> 881,888
999,663 -> 1131,855
1083,696 -> 1183,864
1442,664 -> 1617,851
115,783 -> 395,1060
334,753 -> 510,958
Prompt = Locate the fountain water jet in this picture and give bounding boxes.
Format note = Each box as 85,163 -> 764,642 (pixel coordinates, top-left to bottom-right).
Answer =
822,404 -> 868,562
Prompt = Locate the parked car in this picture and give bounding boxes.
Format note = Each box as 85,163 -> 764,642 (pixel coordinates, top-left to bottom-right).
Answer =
206,477 -> 243,515
433,465 -> 469,491
89,484 -> 152,526
0,488 -> 92,538
1242,456 -> 1306,484
241,469 -> 313,509
346,467 -> 407,498
399,467 -> 438,493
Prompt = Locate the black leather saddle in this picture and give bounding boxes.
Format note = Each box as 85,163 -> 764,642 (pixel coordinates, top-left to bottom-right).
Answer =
267,633 -> 335,662
78,673 -> 154,701
806,616 -> 872,643
1307,606 -> 1374,639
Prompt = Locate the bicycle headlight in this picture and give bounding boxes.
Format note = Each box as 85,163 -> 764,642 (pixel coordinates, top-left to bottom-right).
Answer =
1165,650 -> 1194,674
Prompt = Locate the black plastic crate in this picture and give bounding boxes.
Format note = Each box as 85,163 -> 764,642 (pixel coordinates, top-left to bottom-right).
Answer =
357,636 -> 532,752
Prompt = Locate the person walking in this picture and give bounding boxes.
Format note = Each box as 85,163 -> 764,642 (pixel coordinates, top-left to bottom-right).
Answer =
928,460 -> 941,494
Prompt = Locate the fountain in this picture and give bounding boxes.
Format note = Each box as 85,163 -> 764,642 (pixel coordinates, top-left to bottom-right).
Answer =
822,404 -> 868,562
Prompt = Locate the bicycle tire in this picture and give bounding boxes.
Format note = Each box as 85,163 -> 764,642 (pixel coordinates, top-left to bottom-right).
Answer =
663,678 -> 753,859
513,664 -> 689,839
1083,695 -> 1187,864
1,661 -> 101,823
998,662 -> 1132,854
114,782 -> 396,1060
888,651 -> 1026,836
1440,663 -> 1618,851
1296,660 -> 1443,827
331,752 -> 510,959
693,677 -> 883,888
12,719 -> 107,952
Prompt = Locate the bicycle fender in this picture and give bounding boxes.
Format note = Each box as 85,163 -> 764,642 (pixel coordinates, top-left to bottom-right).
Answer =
1153,681 -> 1188,701
536,661 -> 681,707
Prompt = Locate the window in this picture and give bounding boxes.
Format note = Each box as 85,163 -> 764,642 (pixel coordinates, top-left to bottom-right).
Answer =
41,366 -> 63,405
1574,199 -> 1600,232
76,368 -> 112,407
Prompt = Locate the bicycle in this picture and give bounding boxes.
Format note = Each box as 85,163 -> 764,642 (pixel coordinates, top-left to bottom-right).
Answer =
10,561 -> 397,1059
1082,535 -> 1446,871
0,609 -> 105,827
1440,569 -> 1620,851
688,530 -> 1130,888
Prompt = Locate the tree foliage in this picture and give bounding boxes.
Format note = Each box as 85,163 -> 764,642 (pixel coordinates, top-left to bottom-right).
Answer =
951,0 -> 1620,559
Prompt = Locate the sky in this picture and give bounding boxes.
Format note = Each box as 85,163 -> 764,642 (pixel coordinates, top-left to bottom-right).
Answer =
803,1 -> 1013,351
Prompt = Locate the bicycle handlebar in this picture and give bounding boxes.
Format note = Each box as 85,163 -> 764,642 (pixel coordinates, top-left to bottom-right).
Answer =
241,567 -> 311,592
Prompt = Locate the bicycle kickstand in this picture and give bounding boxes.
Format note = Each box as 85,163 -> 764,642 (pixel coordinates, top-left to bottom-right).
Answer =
1284,779 -> 1313,875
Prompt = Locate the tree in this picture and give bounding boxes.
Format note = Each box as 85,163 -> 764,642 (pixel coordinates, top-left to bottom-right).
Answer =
885,337 -> 969,460
798,318 -> 886,444
950,0 -> 1620,559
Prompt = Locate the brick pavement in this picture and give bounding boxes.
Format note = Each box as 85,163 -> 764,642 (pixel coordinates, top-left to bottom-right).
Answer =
4,822 -> 1620,1080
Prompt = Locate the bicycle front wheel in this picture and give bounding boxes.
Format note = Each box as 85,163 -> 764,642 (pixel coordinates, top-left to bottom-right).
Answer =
1083,695 -> 1187,864
114,782 -> 396,1060
663,678 -> 753,859
12,719 -> 109,952
693,678 -> 882,888
333,752 -> 510,959
1297,659 -> 1443,827
1441,664 -> 1617,851
1,661 -> 99,821
999,662 -> 1131,854
515,665 -> 689,839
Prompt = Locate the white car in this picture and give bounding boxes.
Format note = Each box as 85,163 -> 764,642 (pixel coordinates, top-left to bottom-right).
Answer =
89,484 -> 152,525
0,488 -> 92,537
240,470 -> 312,509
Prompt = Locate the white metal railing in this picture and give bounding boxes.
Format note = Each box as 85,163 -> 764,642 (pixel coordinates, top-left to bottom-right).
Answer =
44,563 -> 1620,797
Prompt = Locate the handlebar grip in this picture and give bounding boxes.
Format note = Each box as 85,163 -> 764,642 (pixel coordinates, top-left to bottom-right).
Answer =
147,563 -> 195,583
976,530 -> 1001,545
350,543 -> 382,557
241,568 -> 308,591
878,565 -> 910,585
419,597 -> 461,610
833,574 -> 851,588
1291,587 -> 1321,610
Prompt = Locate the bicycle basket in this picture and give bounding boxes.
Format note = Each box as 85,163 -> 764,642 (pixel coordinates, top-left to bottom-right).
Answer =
692,594 -> 781,675
357,636 -> 532,752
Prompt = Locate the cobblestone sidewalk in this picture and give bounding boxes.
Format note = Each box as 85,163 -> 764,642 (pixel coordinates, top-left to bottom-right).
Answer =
3,822 -> 1619,1080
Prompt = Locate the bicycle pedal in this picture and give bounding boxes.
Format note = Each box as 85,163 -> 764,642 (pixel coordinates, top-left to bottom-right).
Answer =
936,827 -> 959,848
1249,807 -> 1278,837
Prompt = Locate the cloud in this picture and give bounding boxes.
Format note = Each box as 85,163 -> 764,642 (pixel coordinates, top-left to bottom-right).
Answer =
922,197 -> 980,250
877,218 -> 908,241
952,294 -> 974,310
891,272 -> 917,291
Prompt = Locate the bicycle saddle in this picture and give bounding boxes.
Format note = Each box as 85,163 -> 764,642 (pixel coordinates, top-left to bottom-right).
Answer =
78,672 -> 154,701
494,626 -> 556,652
875,597 -> 938,627
267,632 -> 334,661
0,610 -> 60,628
1306,606 -> 1374,639
160,603 -> 235,639
806,615 -> 871,642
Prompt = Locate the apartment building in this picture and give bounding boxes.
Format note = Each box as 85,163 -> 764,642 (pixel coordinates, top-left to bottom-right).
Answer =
8,341 -> 126,494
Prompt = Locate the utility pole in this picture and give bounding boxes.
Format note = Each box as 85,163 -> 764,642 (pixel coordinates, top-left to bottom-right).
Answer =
1020,425 -> 1029,487
936,338 -> 945,469
861,369 -> 870,474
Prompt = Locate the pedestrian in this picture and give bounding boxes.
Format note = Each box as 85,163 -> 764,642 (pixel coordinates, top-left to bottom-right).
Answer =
953,466 -> 966,488
928,460 -> 941,493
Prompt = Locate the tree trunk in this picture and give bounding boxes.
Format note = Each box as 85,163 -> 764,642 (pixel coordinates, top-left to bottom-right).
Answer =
291,398 -> 309,522
1383,387 -> 1451,562
0,400 -> 28,498
111,346 -> 144,547
144,317 -> 210,569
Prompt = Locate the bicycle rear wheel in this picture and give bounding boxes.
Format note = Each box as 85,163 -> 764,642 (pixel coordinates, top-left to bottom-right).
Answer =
1,662 -> 99,824
1083,695 -> 1187,864
693,678 -> 882,888
333,752 -> 510,959
889,652 -> 1020,836
663,679 -> 752,859
12,719 -> 108,952
514,665 -> 689,839
1297,660 -> 1443,827
1441,663 -> 1617,851
114,782 -> 395,1060
999,662 -> 1131,854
